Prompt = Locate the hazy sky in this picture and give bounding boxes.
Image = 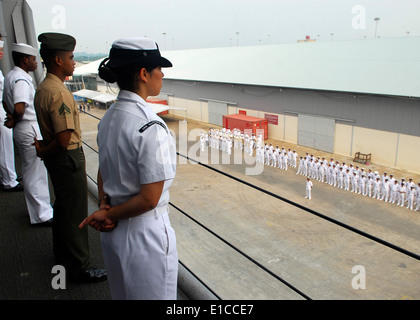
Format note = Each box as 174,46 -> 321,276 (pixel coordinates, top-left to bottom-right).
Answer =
26,0 -> 420,53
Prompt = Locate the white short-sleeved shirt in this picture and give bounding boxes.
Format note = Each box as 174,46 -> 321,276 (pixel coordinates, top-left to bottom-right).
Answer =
0,70 -> 5,118
3,66 -> 37,121
97,90 -> 176,209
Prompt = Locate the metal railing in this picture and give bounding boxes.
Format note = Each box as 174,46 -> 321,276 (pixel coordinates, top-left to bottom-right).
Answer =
80,109 -> 312,300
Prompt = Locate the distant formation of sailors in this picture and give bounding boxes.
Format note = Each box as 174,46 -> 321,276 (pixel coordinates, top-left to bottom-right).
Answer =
200,127 -> 420,211
295,154 -> 419,211
201,127 -> 262,156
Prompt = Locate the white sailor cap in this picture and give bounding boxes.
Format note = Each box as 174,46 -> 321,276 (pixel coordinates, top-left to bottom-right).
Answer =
103,36 -> 172,69
0,40 -> 4,48
11,43 -> 38,56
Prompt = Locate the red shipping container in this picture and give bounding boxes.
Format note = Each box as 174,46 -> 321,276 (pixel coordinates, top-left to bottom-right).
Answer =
146,98 -> 169,115
223,114 -> 268,140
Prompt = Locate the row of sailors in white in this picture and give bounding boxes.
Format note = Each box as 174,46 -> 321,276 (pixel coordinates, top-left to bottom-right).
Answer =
296,154 -> 420,211
201,130 -> 420,211
202,128 -> 263,156
256,143 -> 298,170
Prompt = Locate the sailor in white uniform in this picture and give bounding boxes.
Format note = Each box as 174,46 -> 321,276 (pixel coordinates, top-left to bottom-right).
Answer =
227,135 -> 232,155
296,156 -> 304,175
287,148 -> 292,167
305,178 -> 313,200
351,172 -> 358,193
273,145 -> 280,168
3,43 -> 53,224
256,133 -> 262,149
406,178 -> 415,203
292,150 -> 298,168
325,163 -> 331,184
358,168 -> 366,193
79,37 -> 177,300
373,177 -> 382,199
331,164 -> 338,187
389,180 -> 399,204
256,145 -> 264,163
243,133 -> 249,154
303,154 -> 309,176
248,134 -> 254,155
366,176 -> 373,197
415,183 -> 420,211
200,132 -> 206,152
407,186 -> 415,210
367,169 -> 374,180
359,174 -> 367,196
343,169 -> 350,191
264,143 -> 269,165
338,167 -> 344,189
380,178 -> 390,202
397,183 -> 406,207
0,38 -> 22,191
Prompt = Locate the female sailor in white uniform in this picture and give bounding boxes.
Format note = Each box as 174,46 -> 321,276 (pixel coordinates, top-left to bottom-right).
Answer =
79,37 -> 177,300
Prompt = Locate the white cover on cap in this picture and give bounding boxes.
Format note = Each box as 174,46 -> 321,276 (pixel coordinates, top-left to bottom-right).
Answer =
0,40 -> 4,47
112,37 -> 157,51
11,43 -> 38,56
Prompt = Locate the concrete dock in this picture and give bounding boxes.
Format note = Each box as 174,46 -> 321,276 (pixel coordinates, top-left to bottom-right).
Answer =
162,114 -> 420,300
1,108 -> 419,300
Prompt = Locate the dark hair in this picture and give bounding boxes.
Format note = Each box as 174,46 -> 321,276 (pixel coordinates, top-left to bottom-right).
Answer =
12,51 -> 28,66
99,63 -> 157,92
39,47 -> 66,69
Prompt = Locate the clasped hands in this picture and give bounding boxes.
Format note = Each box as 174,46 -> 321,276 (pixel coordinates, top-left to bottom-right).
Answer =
4,112 -> 15,129
79,204 -> 118,232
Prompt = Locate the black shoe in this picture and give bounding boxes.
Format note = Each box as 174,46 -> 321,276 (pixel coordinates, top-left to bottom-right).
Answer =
70,268 -> 107,283
4,184 -> 24,192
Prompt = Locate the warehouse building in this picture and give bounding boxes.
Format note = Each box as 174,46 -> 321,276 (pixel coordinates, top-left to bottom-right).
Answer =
158,37 -> 420,174
75,37 -> 420,174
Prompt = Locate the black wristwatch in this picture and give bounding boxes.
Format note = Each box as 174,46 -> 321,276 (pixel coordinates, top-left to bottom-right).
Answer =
98,194 -> 111,207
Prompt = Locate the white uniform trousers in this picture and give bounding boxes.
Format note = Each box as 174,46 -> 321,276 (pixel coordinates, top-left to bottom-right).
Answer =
397,193 -> 405,206
407,194 -> 415,210
283,157 -> 288,170
360,183 -> 366,196
101,206 -> 178,300
373,187 -> 381,199
0,113 -> 18,189
306,187 -> 312,199
415,196 -> 420,211
367,183 -> 372,197
13,121 -> 53,224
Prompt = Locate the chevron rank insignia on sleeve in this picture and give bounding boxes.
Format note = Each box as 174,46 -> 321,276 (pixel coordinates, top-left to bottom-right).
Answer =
59,103 -> 71,116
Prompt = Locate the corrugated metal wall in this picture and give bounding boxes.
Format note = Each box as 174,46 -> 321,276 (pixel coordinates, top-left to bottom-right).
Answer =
208,101 -> 227,126
298,115 -> 335,153
162,79 -> 420,137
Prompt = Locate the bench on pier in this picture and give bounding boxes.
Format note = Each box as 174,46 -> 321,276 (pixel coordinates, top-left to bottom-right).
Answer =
354,152 -> 371,165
